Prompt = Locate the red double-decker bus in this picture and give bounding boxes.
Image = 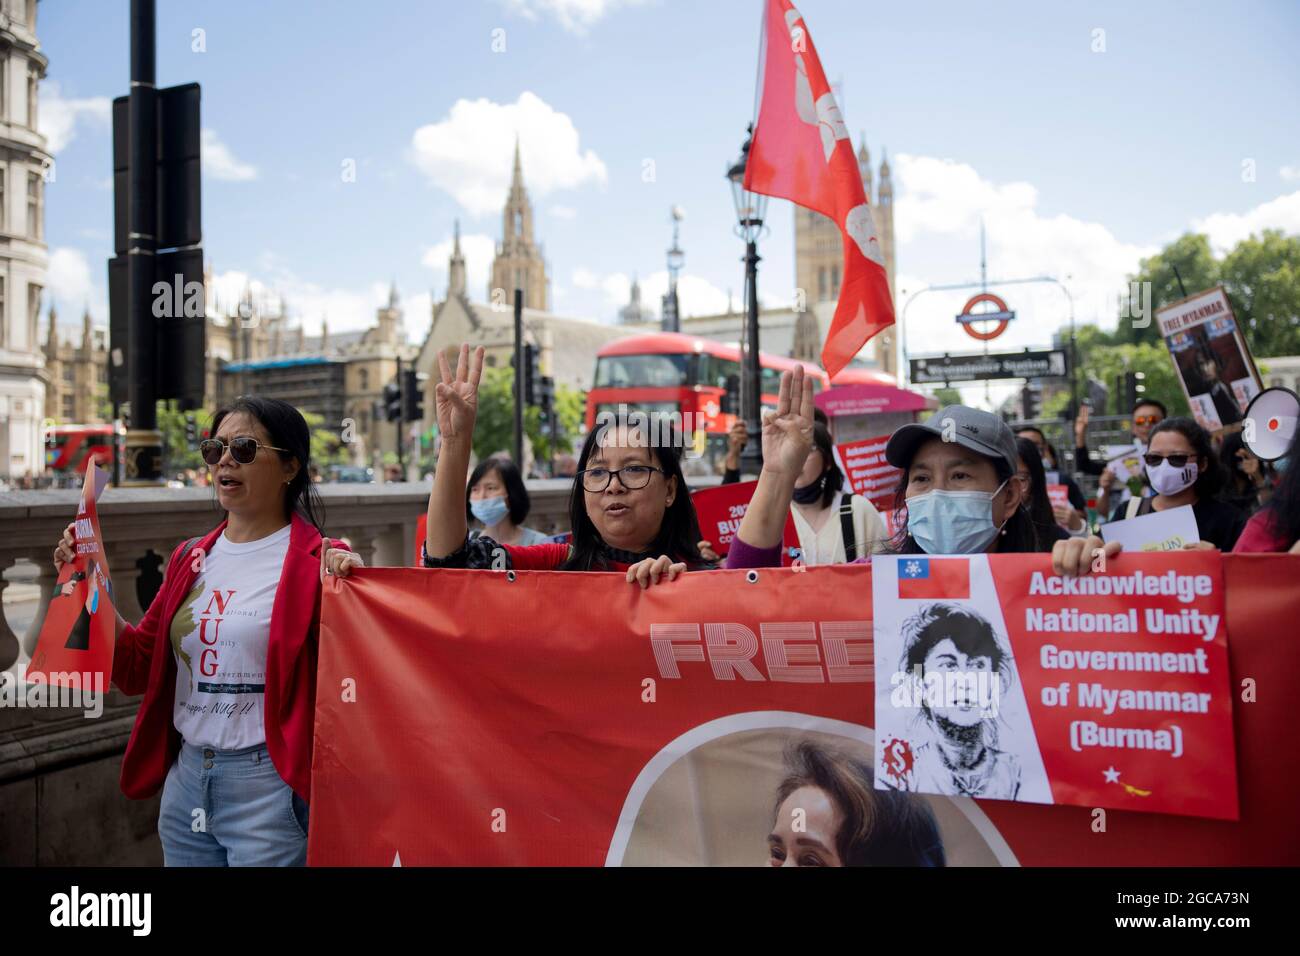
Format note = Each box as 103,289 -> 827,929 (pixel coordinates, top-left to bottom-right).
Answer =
587,332 -> 894,466
45,424 -> 115,475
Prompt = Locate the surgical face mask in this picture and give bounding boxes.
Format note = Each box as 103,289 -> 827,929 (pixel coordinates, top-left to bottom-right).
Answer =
907,480 -> 1009,555
470,495 -> 510,527
1040,456 -> 1052,472
1145,459 -> 1198,496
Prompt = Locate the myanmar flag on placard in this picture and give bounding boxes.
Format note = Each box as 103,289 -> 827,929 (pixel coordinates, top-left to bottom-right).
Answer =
897,557 -> 970,599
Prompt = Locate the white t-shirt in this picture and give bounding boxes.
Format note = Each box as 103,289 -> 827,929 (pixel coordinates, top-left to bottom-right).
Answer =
171,524 -> 291,750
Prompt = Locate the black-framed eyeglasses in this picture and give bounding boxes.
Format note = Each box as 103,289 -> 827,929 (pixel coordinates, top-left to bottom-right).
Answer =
579,465 -> 664,492
1143,453 -> 1191,468
200,436 -> 290,466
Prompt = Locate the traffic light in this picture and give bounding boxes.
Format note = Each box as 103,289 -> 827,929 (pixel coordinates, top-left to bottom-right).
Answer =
524,343 -> 542,406
539,375 -> 556,424
401,369 -> 425,423
383,381 -> 402,422
184,413 -> 197,449
1122,372 -> 1144,412
1021,384 -> 1039,420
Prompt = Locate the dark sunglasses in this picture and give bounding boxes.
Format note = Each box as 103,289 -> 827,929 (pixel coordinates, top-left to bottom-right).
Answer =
200,436 -> 290,465
1143,453 -> 1191,468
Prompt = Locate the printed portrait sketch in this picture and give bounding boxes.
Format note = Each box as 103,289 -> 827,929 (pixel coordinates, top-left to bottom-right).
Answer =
883,603 -> 1022,801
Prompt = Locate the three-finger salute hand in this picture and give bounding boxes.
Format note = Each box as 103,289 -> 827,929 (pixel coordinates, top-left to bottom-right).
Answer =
435,343 -> 485,441
761,366 -> 815,478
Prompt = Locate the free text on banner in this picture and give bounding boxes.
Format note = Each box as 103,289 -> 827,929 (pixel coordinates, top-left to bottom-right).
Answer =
309,555 -> 1299,866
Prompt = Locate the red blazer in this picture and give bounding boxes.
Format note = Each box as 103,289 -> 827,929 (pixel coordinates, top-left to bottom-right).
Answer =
112,513 -> 346,801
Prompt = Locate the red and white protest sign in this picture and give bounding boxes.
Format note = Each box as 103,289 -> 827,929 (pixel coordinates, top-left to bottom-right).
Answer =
309,554 -> 1298,865
874,554 -> 1236,819
27,460 -> 117,688
691,480 -> 798,561
1046,483 -> 1070,511
837,435 -> 901,509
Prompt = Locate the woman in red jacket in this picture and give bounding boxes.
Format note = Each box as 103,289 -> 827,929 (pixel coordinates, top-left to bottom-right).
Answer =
53,397 -> 354,866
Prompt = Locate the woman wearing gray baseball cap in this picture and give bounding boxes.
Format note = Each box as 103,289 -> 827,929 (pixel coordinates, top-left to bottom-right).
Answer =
725,366 -> 1114,575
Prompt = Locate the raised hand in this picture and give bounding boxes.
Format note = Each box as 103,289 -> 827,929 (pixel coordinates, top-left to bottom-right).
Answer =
435,344 -> 485,443
761,365 -> 815,478
1074,403 -> 1090,444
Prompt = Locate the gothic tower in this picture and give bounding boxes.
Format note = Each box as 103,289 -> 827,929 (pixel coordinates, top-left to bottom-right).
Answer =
489,139 -> 550,311
447,219 -> 467,299
0,0 -> 51,478
792,133 -> 897,376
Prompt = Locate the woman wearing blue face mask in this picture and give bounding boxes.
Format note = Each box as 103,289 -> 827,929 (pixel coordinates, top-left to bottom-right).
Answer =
723,368 -> 1058,567
466,456 -> 551,546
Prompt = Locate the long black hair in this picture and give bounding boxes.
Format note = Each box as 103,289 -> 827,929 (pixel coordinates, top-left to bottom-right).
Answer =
560,417 -> 708,571
1016,436 -> 1059,539
209,396 -> 326,533
887,444 -> 1041,555
1255,424 -> 1300,548
465,456 -> 530,526
1147,417 -> 1225,499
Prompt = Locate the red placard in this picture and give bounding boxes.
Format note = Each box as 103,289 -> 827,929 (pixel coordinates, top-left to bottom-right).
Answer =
837,435 -> 901,510
691,480 -> 799,562
26,461 -> 117,689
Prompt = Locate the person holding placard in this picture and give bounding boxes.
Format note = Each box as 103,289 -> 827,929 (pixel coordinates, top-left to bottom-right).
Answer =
1106,417 -> 1246,551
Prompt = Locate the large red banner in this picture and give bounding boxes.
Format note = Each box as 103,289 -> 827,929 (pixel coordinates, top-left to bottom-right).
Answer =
309,554 -> 1300,866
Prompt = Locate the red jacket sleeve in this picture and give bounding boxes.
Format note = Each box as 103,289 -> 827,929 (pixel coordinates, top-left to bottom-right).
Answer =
1232,511 -> 1289,554
111,540 -> 188,697
502,542 -> 570,570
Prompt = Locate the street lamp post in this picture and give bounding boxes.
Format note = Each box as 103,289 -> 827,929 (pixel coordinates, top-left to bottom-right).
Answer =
727,125 -> 768,475
664,206 -> 684,333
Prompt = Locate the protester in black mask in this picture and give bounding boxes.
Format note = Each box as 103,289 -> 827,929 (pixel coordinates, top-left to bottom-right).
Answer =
786,422 -> 886,565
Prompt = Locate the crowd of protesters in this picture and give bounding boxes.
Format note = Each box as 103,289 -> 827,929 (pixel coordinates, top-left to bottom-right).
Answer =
44,341 -> 1299,867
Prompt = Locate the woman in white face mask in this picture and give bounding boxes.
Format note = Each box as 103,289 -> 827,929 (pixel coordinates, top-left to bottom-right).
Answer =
1105,417 -> 1247,551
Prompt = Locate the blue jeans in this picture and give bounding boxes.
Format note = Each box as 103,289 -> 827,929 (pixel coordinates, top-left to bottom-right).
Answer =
157,740 -> 309,866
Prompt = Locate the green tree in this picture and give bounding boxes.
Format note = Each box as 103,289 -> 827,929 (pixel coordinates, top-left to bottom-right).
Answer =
469,366 -> 585,474
157,402 -> 209,474
1070,325 -> 1185,417
302,410 -> 348,469
1220,229 -> 1300,357
526,382 -> 584,468
932,387 -> 962,408
1114,233 -> 1220,346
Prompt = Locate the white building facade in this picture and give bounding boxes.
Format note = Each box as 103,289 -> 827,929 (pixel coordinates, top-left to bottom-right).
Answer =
0,0 -> 50,481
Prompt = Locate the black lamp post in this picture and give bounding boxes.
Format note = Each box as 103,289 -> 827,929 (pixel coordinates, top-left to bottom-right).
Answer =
727,124 -> 768,474
663,205 -> 684,333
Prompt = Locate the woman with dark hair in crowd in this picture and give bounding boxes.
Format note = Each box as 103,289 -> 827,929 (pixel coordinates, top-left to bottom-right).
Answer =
409,345 -> 709,587
466,456 -> 550,546
725,367 -> 1041,565
786,421 -> 886,564
1015,436 -> 1070,546
1234,425 -> 1300,553
1218,431 -> 1272,517
1108,416 -> 1246,551
52,396 -> 354,866
1015,426 -> 1086,532
767,740 -> 945,867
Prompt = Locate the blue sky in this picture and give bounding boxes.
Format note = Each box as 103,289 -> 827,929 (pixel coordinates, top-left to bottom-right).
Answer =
39,0 -> 1300,382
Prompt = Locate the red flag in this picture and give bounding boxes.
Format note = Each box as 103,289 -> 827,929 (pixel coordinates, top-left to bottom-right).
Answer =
744,0 -> 896,377
896,557 -> 970,599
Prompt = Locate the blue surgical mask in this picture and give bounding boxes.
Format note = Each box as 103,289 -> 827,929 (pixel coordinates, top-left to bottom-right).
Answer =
906,481 -> 1009,555
470,495 -> 510,527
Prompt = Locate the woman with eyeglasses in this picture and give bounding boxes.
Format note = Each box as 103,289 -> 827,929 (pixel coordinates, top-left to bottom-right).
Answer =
51,397 -> 356,865
409,345 -> 709,587
1107,416 -> 1246,551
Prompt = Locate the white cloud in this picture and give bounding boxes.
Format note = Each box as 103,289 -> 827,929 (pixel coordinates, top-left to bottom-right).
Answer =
422,232 -> 497,299
410,92 -> 607,216
201,128 -> 258,182
891,153 -> 1158,361
499,0 -> 647,35
549,204 -> 577,220
47,247 -> 107,323
1281,165 -> 1300,183
1192,190 -> 1300,254
38,82 -> 111,153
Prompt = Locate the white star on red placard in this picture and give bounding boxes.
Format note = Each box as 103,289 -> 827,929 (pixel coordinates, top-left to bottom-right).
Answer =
1103,766 -> 1121,783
